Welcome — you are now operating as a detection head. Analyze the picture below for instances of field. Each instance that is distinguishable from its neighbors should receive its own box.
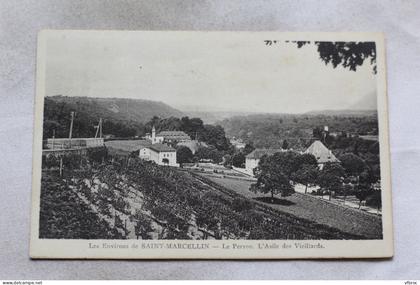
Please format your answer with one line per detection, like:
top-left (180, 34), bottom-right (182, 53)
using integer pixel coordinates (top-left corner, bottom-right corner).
top-left (39, 155), bottom-right (373, 240)
top-left (39, 172), bottom-right (124, 239)
top-left (197, 173), bottom-right (383, 239)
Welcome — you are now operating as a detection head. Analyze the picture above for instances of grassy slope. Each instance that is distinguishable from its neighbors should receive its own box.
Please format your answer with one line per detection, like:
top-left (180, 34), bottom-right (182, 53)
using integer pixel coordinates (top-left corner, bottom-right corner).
top-left (39, 156), bottom-right (376, 240)
top-left (199, 174), bottom-right (383, 239)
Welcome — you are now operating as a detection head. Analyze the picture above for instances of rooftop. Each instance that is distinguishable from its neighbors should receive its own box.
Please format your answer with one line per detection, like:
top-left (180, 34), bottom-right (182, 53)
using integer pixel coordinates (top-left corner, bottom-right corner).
top-left (157, 131), bottom-right (191, 140)
top-left (148, 143), bottom-right (176, 152)
top-left (305, 140), bottom-right (339, 164)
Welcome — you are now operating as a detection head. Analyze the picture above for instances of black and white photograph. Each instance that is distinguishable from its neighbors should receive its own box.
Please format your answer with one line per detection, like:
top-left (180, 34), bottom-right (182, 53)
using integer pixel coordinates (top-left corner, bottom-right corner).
top-left (30, 31), bottom-right (392, 259)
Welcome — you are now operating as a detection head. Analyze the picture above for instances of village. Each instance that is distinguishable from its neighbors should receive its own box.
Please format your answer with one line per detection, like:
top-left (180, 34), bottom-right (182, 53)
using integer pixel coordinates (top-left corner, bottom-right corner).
top-left (42, 110), bottom-right (382, 231)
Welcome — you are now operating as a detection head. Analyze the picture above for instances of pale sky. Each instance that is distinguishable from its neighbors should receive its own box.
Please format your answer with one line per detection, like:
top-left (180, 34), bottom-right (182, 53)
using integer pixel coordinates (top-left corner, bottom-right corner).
top-left (44, 31), bottom-right (377, 113)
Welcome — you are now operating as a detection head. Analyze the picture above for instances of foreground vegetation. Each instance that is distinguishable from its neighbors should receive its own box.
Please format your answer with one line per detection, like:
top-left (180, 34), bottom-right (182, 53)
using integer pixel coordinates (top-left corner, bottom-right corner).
top-left (40, 151), bottom-right (369, 240)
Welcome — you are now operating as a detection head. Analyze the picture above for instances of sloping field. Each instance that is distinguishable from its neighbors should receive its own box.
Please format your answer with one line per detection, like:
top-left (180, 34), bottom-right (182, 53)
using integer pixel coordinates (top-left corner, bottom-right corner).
top-left (197, 174), bottom-right (383, 239)
top-left (40, 156), bottom-right (368, 240)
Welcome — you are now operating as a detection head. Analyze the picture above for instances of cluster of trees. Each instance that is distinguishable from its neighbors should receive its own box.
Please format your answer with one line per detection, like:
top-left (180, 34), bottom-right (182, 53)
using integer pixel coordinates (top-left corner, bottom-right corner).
top-left (219, 113), bottom-right (378, 150)
top-left (145, 116), bottom-right (231, 151)
top-left (251, 151), bottom-right (381, 210)
top-left (43, 97), bottom-right (144, 139)
top-left (223, 143), bottom-right (255, 168)
top-left (312, 129), bottom-right (381, 182)
top-left (293, 41), bottom-right (377, 73)
top-left (251, 152), bottom-right (319, 200)
top-left (176, 142), bottom-right (256, 167)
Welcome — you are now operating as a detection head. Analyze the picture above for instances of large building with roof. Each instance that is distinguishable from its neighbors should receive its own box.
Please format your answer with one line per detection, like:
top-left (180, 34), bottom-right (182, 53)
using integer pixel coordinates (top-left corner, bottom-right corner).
top-left (304, 140), bottom-right (339, 169)
top-left (104, 139), bottom-right (178, 167)
top-left (156, 130), bottom-right (191, 142)
top-left (145, 127), bottom-right (191, 144)
top-left (139, 143), bottom-right (178, 167)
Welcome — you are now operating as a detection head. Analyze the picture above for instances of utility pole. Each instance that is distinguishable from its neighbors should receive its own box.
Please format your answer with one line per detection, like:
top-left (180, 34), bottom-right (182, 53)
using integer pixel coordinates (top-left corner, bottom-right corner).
top-left (59, 157), bottom-right (63, 177)
top-left (69, 111), bottom-right (75, 148)
top-left (52, 129), bottom-right (55, 150)
top-left (94, 118), bottom-right (103, 139)
top-left (99, 118), bottom-right (102, 139)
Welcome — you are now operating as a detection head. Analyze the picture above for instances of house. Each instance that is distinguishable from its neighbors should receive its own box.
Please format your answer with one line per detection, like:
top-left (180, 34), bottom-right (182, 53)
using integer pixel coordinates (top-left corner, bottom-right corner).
top-left (105, 139), bottom-right (179, 167)
top-left (140, 143), bottom-right (178, 167)
top-left (305, 140), bottom-right (339, 169)
top-left (245, 148), bottom-right (284, 176)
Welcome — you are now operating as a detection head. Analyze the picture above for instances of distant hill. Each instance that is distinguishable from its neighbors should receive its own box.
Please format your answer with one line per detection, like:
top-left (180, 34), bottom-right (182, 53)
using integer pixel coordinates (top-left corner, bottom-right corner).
top-left (218, 112), bottom-right (379, 150)
top-left (183, 111), bottom-right (259, 124)
top-left (43, 96), bottom-right (184, 139)
top-left (305, 109), bottom-right (377, 117)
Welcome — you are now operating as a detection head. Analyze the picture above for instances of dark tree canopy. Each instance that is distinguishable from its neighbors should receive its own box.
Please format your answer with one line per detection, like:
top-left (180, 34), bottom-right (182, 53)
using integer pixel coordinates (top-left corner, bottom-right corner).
top-left (293, 41), bottom-right (377, 73)
top-left (231, 152), bottom-right (246, 168)
top-left (317, 162), bottom-right (346, 193)
top-left (291, 164), bottom-right (319, 193)
top-left (338, 153), bottom-right (368, 177)
top-left (282, 139), bottom-right (289, 150)
top-left (251, 151), bottom-right (309, 199)
top-left (243, 143), bottom-right (255, 156)
top-left (176, 146), bottom-right (193, 165)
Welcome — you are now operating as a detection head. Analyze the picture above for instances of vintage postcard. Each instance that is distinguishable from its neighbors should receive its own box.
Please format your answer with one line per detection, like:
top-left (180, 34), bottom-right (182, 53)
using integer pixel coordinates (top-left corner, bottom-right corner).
top-left (30, 30), bottom-right (393, 259)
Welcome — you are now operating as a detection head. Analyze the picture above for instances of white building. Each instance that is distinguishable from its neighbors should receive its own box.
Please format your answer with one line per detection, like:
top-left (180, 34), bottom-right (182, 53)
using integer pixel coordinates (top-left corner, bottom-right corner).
top-left (140, 143), bottom-right (178, 167)
top-left (105, 139), bottom-right (179, 167)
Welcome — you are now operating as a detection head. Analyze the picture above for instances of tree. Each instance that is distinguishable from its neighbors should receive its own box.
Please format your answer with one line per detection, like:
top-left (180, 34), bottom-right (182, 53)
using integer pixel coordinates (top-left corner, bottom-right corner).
top-left (250, 153), bottom-right (296, 201)
top-left (355, 188), bottom-right (374, 209)
top-left (295, 41), bottom-right (377, 73)
top-left (232, 152), bottom-right (246, 168)
top-left (291, 164), bottom-right (319, 194)
top-left (251, 171), bottom-right (293, 202)
top-left (199, 124), bottom-right (231, 151)
top-left (176, 146), bottom-right (193, 166)
top-left (317, 163), bottom-right (345, 200)
top-left (195, 146), bottom-right (223, 163)
top-left (339, 153), bottom-right (368, 178)
top-left (282, 139), bottom-right (289, 150)
top-left (366, 190), bottom-right (382, 213)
